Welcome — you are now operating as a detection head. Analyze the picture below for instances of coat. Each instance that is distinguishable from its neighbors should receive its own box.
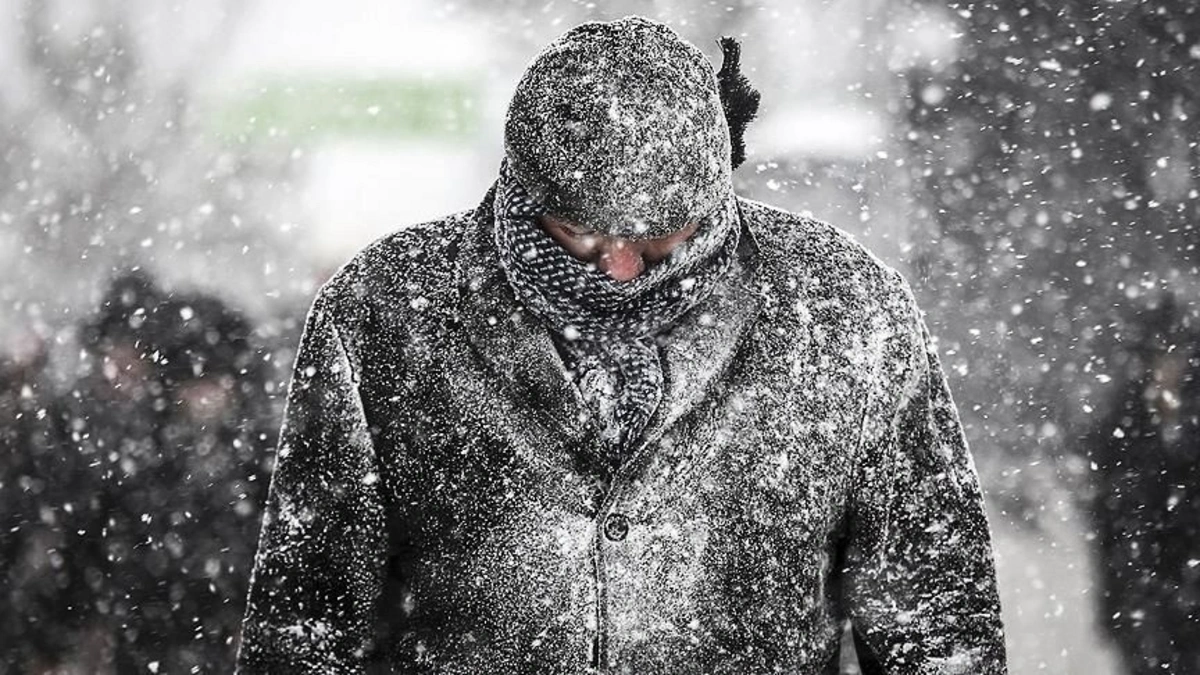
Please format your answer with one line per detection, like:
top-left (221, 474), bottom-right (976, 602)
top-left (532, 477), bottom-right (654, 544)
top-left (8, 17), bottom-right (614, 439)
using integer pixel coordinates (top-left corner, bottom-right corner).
top-left (236, 184), bottom-right (1008, 674)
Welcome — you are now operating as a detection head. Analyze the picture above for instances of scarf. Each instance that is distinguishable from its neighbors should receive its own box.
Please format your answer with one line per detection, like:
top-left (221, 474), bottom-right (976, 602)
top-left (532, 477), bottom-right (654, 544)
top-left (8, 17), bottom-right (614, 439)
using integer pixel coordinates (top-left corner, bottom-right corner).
top-left (493, 160), bottom-right (741, 464)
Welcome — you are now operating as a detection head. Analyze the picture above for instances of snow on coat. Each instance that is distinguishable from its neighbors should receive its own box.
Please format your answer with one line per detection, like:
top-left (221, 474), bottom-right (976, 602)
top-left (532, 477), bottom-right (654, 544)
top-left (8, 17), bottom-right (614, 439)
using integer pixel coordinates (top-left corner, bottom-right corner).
top-left (235, 184), bottom-right (1007, 673)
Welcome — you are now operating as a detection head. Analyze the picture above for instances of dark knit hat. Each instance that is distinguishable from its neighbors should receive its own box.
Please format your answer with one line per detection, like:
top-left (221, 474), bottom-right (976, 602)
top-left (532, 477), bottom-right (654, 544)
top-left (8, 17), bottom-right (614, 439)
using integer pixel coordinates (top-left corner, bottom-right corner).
top-left (503, 16), bottom-right (735, 239)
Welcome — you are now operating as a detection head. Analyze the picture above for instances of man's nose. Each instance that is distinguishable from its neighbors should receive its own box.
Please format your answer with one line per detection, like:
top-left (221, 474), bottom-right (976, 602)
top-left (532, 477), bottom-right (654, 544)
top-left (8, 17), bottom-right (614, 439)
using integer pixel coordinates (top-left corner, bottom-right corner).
top-left (597, 239), bottom-right (645, 282)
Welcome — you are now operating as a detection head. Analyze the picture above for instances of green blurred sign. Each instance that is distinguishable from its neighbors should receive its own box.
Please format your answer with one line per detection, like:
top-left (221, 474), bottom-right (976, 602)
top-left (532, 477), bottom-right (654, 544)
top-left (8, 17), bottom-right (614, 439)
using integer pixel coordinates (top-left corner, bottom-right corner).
top-left (213, 76), bottom-right (481, 141)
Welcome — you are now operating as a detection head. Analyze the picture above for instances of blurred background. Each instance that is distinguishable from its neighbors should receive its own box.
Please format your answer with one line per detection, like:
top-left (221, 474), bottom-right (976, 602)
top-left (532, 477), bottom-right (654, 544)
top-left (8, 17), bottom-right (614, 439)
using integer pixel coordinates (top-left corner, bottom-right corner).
top-left (2, 0), bottom-right (1197, 673)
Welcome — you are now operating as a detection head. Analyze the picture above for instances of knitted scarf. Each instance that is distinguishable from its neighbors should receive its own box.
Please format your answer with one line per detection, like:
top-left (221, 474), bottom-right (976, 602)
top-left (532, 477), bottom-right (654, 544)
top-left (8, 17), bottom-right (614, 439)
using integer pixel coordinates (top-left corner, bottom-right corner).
top-left (493, 160), bottom-right (741, 464)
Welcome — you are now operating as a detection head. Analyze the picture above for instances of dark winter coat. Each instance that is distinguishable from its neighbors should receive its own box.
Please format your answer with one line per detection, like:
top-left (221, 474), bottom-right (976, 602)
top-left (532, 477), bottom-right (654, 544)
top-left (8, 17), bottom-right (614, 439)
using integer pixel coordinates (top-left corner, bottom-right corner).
top-left (236, 184), bottom-right (1008, 673)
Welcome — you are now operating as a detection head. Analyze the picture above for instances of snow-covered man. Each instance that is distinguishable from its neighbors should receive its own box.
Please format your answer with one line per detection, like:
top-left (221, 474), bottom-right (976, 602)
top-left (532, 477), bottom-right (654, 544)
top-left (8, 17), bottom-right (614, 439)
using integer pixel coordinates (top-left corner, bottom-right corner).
top-left (237, 16), bottom-right (1008, 674)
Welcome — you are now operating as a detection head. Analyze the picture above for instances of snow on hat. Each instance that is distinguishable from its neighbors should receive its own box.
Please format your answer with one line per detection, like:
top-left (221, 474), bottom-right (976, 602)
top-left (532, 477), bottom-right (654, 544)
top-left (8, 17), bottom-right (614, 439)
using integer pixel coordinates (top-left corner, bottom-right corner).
top-left (503, 16), bottom-right (734, 239)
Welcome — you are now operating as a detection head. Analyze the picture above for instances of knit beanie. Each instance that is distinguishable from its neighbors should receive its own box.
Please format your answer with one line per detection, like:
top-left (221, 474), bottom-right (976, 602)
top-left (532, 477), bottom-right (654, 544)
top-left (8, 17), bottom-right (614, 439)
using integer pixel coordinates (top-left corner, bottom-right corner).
top-left (503, 16), bottom-right (735, 239)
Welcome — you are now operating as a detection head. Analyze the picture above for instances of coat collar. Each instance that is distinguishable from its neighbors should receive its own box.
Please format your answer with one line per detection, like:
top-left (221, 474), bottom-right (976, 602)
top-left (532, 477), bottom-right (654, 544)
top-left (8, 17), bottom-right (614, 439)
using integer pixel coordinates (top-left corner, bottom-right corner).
top-left (453, 182), bottom-right (765, 458)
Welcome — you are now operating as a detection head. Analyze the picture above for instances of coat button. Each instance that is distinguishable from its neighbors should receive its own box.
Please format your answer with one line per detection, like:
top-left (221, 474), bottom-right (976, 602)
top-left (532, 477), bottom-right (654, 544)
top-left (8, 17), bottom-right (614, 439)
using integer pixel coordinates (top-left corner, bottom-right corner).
top-left (603, 513), bottom-right (629, 542)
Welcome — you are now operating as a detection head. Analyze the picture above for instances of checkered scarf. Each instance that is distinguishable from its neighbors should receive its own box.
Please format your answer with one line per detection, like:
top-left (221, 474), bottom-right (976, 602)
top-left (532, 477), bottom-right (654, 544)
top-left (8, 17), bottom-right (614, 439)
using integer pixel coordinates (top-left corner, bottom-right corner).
top-left (493, 160), bottom-right (741, 463)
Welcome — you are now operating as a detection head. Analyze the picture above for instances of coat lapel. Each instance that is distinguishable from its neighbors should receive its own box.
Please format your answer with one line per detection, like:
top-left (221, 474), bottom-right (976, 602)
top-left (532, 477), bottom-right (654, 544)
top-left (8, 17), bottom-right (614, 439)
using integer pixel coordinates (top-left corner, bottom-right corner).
top-left (454, 183), bottom-right (595, 448)
top-left (454, 185), bottom-right (766, 458)
top-left (636, 212), bottom-right (764, 450)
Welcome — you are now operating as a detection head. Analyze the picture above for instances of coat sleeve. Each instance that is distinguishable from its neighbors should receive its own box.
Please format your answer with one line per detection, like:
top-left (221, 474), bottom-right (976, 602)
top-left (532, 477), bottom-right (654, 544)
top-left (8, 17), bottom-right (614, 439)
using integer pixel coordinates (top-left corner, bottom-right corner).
top-left (841, 281), bottom-right (1008, 674)
top-left (236, 289), bottom-right (386, 673)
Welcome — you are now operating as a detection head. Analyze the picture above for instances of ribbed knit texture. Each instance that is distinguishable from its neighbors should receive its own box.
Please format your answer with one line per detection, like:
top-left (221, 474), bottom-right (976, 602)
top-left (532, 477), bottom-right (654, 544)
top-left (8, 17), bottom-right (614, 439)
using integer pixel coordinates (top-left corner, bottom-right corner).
top-left (493, 160), bottom-right (741, 461)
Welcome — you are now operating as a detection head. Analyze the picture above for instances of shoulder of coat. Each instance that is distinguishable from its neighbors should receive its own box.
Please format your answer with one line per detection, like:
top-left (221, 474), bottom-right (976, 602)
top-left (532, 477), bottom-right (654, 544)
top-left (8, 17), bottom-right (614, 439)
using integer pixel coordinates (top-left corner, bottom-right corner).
top-left (737, 196), bottom-right (914, 316)
top-left (311, 209), bottom-right (474, 327)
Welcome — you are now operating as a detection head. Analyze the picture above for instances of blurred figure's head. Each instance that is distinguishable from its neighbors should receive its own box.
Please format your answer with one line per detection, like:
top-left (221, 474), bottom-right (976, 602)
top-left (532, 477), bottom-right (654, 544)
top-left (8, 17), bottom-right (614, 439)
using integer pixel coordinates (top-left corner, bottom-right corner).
top-left (1117, 290), bottom-right (1198, 425)
top-left (81, 269), bottom-right (166, 400)
top-left (81, 270), bottom-right (261, 416)
top-left (155, 293), bottom-right (258, 424)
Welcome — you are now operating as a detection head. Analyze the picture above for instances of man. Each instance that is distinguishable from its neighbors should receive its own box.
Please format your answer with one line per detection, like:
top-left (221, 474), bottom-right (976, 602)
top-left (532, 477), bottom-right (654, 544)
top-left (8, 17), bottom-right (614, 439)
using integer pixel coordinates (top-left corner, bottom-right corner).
top-left (238, 17), bottom-right (1007, 674)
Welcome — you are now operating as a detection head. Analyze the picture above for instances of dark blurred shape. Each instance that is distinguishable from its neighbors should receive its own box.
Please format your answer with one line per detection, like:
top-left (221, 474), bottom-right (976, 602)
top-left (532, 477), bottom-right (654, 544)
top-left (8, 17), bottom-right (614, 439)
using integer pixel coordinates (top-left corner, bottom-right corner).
top-left (79, 269), bottom-right (165, 356)
top-left (1, 270), bottom-right (277, 673)
top-left (903, 0), bottom-right (1200, 521)
top-left (0, 327), bottom-right (86, 673)
top-left (1085, 292), bottom-right (1200, 674)
top-left (901, 1), bottom-right (1200, 668)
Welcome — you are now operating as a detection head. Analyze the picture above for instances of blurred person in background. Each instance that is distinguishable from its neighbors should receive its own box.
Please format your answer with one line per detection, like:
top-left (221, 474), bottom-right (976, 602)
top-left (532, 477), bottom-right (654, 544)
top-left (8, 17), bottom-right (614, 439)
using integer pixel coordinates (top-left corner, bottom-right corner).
top-left (91, 280), bottom-right (274, 672)
top-left (238, 17), bottom-right (1007, 674)
top-left (1086, 293), bottom-right (1200, 675)
top-left (45, 269), bottom-right (177, 671)
top-left (2, 270), bottom-right (168, 673)
top-left (1, 270), bottom-right (274, 673)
